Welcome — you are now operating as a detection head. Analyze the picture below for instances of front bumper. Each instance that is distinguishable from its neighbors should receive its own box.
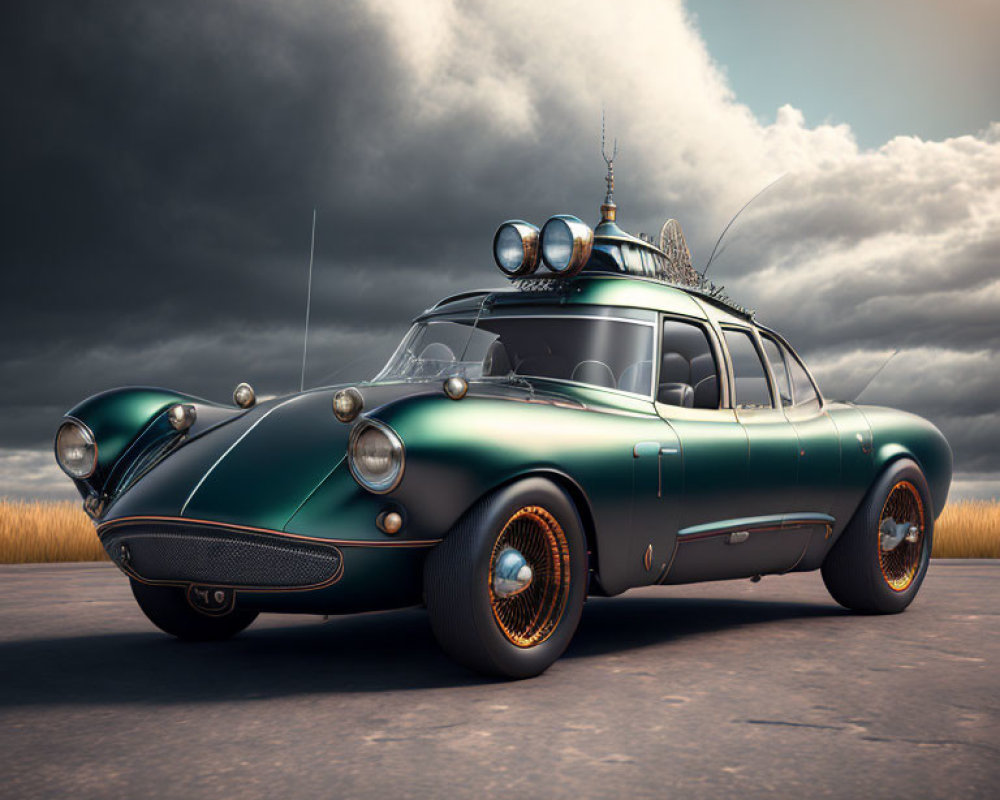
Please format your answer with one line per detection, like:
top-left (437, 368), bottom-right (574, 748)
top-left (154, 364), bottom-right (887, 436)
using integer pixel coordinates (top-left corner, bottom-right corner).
top-left (100, 518), bottom-right (344, 591)
top-left (97, 516), bottom-right (436, 614)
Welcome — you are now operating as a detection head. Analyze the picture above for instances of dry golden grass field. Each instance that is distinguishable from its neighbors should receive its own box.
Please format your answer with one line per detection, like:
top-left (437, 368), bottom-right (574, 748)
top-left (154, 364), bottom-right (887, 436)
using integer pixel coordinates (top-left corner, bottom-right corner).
top-left (0, 498), bottom-right (998, 564)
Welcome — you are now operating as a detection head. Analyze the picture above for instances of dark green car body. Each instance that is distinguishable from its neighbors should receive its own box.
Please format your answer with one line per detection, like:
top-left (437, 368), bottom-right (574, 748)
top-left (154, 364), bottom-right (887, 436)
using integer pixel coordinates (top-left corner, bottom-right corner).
top-left (59, 273), bottom-right (953, 615)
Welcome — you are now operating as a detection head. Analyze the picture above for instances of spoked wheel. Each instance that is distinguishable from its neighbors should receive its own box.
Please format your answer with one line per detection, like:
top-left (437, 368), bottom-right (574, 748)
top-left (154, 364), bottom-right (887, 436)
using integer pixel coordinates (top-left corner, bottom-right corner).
top-left (877, 481), bottom-right (926, 592)
top-left (822, 459), bottom-right (934, 613)
top-left (425, 478), bottom-right (587, 679)
top-left (489, 506), bottom-right (572, 648)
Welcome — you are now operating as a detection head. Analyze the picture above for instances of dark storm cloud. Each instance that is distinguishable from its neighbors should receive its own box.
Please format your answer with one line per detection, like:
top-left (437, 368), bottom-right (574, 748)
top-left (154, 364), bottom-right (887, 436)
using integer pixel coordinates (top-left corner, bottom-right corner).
top-left (1, 0), bottom-right (997, 499)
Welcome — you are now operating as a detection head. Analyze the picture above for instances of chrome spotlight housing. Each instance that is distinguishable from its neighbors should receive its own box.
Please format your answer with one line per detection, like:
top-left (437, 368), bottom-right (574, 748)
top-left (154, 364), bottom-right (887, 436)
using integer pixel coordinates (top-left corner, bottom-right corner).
top-left (233, 382), bottom-right (256, 409)
top-left (166, 403), bottom-right (197, 432)
top-left (493, 220), bottom-right (541, 277)
top-left (54, 419), bottom-right (97, 479)
top-left (348, 420), bottom-right (405, 494)
top-left (333, 387), bottom-right (364, 423)
top-left (443, 375), bottom-right (469, 400)
top-left (540, 214), bottom-right (593, 277)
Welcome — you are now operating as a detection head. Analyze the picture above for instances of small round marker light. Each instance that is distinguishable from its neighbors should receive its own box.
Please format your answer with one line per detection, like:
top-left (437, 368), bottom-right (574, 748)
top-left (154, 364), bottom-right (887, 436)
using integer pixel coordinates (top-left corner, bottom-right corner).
top-left (493, 220), bottom-right (541, 277)
top-left (233, 382), bottom-right (256, 409)
top-left (443, 375), bottom-right (468, 400)
top-left (540, 214), bottom-right (594, 277)
top-left (167, 404), bottom-right (197, 432)
top-left (333, 387), bottom-right (364, 423)
top-left (377, 510), bottom-right (403, 535)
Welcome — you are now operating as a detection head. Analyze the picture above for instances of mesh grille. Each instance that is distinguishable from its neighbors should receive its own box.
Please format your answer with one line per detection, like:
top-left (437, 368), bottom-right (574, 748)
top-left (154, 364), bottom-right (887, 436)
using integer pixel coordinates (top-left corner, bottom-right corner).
top-left (101, 522), bottom-right (342, 589)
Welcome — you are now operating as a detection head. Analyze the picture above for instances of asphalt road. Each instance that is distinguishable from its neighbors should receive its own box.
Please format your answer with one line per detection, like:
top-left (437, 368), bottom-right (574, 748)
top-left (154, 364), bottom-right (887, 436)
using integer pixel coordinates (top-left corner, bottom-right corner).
top-left (0, 561), bottom-right (997, 800)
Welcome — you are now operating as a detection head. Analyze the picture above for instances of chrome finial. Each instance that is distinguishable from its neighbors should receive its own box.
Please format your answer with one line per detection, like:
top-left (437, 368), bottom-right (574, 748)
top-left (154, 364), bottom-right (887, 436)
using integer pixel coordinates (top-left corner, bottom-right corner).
top-left (600, 109), bottom-right (618, 223)
top-left (233, 382), bottom-right (256, 409)
top-left (493, 547), bottom-right (533, 598)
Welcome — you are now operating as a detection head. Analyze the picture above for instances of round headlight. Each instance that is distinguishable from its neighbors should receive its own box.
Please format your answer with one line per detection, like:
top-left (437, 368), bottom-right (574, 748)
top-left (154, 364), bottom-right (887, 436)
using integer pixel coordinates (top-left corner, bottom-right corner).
top-left (54, 419), bottom-right (97, 479)
top-left (493, 220), bottom-right (540, 277)
top-left (348, 421), bottom-right (404, 493)
top-left (540, 215), bottom-right (593, 277)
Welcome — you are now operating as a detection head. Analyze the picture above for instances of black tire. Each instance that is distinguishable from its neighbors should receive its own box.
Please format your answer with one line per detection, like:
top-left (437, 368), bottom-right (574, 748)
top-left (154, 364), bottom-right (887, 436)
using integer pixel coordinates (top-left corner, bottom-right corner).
top-left (424, 477), bottom-right (588, 679)
top-left (821, 459), bottom-right (934, 613)
top-left (130, 579), bottom-right (258, 641)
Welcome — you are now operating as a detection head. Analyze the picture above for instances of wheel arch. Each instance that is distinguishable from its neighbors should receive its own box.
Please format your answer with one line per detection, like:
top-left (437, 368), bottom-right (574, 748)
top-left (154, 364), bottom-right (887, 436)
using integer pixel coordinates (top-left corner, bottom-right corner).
top-left (473, 468), bottom-right (601, 584)
top-left (872, 443), bottom-right (947, 519)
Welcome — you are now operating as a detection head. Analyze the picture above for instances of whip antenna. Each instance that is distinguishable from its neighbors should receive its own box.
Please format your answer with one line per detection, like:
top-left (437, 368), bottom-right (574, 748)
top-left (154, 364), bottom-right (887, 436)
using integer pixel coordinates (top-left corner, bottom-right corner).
top-left (300, 208), bottom-right (317, 392)
top-left (852, 349), bottom-right (899, 402)
top-left (702, 173), bottom-right (786, 279)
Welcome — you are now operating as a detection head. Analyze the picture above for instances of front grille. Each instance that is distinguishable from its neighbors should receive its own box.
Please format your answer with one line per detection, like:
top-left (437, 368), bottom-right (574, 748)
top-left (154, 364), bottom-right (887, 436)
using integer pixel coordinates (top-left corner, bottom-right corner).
top-left (100, 521), bottom-right (342, 590)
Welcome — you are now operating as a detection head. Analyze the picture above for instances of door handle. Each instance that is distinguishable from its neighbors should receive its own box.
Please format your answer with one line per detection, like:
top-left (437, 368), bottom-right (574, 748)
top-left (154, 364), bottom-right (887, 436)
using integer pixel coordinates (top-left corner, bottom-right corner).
top-left (633, 442), bottom-right (679, 498)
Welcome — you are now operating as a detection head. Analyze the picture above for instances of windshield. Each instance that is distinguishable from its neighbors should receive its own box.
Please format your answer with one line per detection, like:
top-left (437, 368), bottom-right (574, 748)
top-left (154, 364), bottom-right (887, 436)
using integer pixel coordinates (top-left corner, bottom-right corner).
top-left (375, 312), bottom-right (656, 397)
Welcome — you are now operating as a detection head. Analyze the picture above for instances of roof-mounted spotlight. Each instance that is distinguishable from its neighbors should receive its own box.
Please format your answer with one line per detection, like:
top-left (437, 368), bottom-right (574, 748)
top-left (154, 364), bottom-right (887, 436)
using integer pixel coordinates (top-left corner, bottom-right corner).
top-left (540, 215), bottom-right (593, 278)
top-left (493, 220), bottom-right (540, 277)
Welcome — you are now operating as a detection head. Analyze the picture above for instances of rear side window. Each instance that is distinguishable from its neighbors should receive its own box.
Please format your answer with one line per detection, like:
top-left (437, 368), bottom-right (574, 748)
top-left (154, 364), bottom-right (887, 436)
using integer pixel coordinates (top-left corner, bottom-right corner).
top-left (722, 329), bottom-right (773, 409)
top-left (658, 319), bottom-right (721, 409)
top-left (760, 335), bottom-right (792, 406)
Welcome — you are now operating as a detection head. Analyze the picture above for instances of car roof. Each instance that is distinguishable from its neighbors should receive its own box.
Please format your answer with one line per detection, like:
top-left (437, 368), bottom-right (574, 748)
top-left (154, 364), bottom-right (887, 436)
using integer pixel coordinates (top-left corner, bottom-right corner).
top-left (427, 273), bottom-right (753, 325)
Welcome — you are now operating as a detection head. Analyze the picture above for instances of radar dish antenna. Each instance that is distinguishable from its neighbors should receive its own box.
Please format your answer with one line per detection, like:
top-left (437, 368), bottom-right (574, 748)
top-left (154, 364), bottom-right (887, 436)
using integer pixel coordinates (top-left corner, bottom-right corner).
top-left (658, 218), bottom-right (699, 286)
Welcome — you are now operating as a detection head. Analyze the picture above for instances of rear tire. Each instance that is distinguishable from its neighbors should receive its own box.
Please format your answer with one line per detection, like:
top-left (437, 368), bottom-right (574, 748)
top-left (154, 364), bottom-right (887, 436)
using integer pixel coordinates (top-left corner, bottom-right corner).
top-left (130, 579), bottom-right (258, 641)
top-left (424, 478), bottom-right (588, 679)
top-left (821, 459), bottom-right (934, 613)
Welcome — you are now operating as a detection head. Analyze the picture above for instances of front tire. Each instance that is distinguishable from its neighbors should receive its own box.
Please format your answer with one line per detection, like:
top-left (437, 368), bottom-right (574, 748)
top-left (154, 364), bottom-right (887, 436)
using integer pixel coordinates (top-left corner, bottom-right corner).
top-left (130, 579), bottom-right (258, 641)
top-left (424, 478), bottom-right (588, 679)
top-left (821, 459), bottom-right (934, 613)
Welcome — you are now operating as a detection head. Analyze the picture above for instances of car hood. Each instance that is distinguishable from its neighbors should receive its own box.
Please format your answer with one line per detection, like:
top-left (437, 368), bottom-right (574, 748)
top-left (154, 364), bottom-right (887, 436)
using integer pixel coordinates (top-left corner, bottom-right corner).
top-left (102, 377), bottom-right (627, 530)
top-left (101, 381), bottom-right (453, 530)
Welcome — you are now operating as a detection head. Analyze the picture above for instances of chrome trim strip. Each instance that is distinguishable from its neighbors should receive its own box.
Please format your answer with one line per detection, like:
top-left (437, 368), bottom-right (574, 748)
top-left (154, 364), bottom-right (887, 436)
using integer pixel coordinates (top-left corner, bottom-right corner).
top-left (179, 397), bottom-right (299, 516)
top-left (677, 512), bottom-right (835, 540)
top-left (99, 515), bottom-right (440, 548)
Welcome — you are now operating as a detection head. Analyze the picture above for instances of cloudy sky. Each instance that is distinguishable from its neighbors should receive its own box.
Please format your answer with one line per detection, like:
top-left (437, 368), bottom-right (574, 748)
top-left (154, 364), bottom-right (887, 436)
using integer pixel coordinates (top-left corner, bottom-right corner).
top-left (2, 0), bottom-right (998, 502)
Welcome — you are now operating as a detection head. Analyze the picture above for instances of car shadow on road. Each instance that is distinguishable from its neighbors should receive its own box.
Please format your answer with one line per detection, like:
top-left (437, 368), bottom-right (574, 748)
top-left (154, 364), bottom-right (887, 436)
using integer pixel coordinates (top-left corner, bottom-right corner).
top-left (0, 595), bottom-right (845, 706)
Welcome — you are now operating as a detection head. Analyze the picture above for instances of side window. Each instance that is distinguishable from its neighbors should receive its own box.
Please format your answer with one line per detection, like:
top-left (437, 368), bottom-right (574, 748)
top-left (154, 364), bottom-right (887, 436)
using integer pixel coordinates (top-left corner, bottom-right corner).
top-left (658, 319), bottom-right (721, 409)
top-left (722, 329), bottom-right (773, 409)
top-left (760, 335), bottom-right (792, 406)
top-left (784, 347), bottom-right (821, 411)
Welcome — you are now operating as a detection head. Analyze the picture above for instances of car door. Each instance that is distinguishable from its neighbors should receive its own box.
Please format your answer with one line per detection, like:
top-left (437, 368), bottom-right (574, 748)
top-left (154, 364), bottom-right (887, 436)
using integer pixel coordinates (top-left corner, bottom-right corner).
top-left (629, 315), bottom-right (744, 584)
top-left (662, 323), bottom-right (812, 583)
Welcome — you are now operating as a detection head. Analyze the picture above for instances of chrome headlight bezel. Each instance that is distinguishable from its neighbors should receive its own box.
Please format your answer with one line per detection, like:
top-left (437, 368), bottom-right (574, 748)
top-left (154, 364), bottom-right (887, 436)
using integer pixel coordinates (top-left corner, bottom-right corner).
top-left (347, 419), bottom-right (405, 494)
top-left (540, 214), bottom-right (594, 277)
top-left (493, 220), bottom-right (541, 277)
top-left (54, 418), bottom-right (98, 480)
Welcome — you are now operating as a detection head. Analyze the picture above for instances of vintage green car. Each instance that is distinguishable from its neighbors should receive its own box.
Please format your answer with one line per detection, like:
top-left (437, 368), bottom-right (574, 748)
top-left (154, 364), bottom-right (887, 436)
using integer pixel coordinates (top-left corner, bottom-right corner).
top-left (55, 202), bottom-right (952, 679)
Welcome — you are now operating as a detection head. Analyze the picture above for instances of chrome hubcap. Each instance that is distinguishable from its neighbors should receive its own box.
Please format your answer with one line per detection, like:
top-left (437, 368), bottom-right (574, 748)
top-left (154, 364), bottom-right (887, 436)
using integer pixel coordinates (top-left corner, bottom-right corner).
top-left (879, 517), bottom-right (919, 552)
top-left (492, 547), bottom-right (534, 598)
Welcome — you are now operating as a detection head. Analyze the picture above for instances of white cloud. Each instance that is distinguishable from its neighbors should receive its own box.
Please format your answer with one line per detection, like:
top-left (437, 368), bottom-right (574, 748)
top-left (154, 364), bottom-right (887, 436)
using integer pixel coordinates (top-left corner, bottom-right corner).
top-left (4, 0), bottom-right (998, 499)
top-left (0, 449), bottom-right (77, 502)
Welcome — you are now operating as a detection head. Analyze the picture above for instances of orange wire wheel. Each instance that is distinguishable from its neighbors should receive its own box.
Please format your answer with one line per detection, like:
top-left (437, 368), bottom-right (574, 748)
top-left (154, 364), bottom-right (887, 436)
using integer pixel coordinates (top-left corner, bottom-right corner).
top-left (877, 481), bottom-right (926, 592)
top-left (488, 506), bottom-right (572, 648)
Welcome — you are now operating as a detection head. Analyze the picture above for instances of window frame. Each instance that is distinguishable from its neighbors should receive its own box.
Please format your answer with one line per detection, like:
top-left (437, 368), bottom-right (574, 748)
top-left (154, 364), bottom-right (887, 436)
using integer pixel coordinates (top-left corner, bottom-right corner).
top-left (653, 312), bottom-right (730, 413)
top-left (756, 328), bottom-right (825, 412)
top-left (719, 324), bottom-right (778, 412)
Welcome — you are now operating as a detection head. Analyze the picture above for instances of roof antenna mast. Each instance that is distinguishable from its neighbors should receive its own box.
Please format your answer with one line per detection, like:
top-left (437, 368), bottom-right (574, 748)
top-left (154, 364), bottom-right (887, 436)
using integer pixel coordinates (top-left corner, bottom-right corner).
top-left (852, 349), bottom-right (900, 403)
top-left (300, 208), bottom-right (317, 393)
top-left (701, 173), bottom-right (786, 280)
top-left (601, 109), bottom-right (618, 223)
